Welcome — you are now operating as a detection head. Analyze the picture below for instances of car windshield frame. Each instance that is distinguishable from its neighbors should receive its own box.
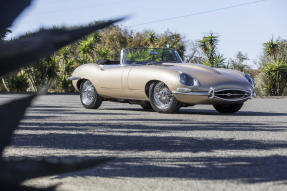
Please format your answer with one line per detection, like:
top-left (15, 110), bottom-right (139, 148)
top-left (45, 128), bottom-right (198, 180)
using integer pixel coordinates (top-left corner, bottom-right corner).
top-left (121, 48), bottom-right (183, 66)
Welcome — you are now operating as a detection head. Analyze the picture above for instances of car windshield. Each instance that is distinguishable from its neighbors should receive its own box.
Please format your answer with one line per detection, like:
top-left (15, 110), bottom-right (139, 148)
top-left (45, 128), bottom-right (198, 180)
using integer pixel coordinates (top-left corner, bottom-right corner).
top-left (123, 48), bottom-right (183, 65)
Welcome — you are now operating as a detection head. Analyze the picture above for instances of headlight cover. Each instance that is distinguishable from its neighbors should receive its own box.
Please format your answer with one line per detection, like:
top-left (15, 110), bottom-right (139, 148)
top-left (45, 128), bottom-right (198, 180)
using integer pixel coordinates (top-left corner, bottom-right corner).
top-left (244, 73), bottom-right (255, 87)
top-left (179, 73), bottom-right (195, 86)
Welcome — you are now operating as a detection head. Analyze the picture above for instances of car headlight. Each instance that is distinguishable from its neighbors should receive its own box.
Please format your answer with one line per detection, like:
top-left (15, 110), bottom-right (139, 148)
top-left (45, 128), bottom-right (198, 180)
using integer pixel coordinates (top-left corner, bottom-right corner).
top-left (179, 73), bottom-right (195, 86)
top-left (244, 73), bottom-right (255, 87)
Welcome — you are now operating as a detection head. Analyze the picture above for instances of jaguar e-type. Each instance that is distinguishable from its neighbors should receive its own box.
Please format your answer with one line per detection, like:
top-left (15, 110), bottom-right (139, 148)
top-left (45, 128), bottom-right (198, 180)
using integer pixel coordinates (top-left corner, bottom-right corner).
top-left (69, 48), bottom-right (255, 113)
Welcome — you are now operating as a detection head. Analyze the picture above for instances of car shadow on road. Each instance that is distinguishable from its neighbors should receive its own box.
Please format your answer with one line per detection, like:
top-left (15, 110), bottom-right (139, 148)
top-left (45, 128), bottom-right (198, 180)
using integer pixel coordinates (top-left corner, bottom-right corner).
top-left (180, 108), bottom-right (287, 116)
top-left (25, 102), bottom-right (287, 117)
top-left (103, 107), bottom-right (287, 116)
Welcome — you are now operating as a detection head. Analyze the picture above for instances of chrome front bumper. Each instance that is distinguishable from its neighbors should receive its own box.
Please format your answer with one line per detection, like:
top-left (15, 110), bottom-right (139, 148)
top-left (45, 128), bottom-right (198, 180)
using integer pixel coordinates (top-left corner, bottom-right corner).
top-left (172, 87), bottom-right (256, 103)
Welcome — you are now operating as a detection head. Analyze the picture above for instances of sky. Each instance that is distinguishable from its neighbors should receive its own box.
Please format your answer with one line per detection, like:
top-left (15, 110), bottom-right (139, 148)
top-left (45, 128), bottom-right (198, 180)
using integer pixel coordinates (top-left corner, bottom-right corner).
top-left (8, 0), bottom-right (287, 68)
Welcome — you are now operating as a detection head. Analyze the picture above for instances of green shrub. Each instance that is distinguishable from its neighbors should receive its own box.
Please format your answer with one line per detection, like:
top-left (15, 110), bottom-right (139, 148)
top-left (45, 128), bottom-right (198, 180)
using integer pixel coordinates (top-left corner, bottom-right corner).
top-left (1, 70), bottom-right (29, 92)
top-left (262, 60), bottom-right (287, 96)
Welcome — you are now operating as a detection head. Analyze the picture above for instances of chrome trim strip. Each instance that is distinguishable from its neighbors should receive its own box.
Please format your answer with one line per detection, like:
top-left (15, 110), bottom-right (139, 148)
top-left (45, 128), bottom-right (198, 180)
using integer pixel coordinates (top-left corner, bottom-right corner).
top-left (172, 91), bottom-right (209, 96)
top-left (215, 94), bottom-right (247, 96)
top-left (68, 76), bottom-right (81, 81)
top-left (250, 88), bottom-right (256, 98)
top-left (211, 96), bottom-right (250, 102)
top-left (209, 87), bottom-right (215, 98)
top-left (213, 88), bottom-right (250, 94)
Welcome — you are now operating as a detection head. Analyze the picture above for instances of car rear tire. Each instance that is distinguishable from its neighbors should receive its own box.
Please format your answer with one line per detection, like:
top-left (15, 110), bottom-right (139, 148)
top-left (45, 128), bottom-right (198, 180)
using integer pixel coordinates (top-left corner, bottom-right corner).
top-left (213, 103), bottom-right (243, 114)
top-left (80, 80), bottom-right (102, 109)
top-left (149, 82), bottom-right (181, 113)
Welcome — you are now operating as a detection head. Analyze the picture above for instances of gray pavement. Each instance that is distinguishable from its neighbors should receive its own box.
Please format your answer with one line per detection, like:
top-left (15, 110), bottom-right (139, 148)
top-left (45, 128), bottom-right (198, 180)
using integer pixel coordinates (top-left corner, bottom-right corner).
top-left (1, 94), bottom-right (287, 191)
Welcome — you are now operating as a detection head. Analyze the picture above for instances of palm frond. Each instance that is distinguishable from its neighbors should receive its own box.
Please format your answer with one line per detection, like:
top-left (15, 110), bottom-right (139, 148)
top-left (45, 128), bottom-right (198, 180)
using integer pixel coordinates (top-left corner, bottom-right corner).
top-left (0, 0), bottom-right (32, 34)
top-left (0, 17), bottom-right (125, 76)
top-left (0, 95), bottom-right (35, 155)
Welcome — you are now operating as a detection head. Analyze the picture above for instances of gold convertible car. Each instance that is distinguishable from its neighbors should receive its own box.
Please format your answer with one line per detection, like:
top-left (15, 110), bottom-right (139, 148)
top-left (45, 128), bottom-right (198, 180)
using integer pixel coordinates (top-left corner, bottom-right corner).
top-left (69, 48), bottom-right (255, 113)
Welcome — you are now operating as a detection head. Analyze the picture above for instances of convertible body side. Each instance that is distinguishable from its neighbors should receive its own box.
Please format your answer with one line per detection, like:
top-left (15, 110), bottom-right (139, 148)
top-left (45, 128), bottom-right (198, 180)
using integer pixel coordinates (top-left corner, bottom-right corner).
top-left (72, 63), bottom-right (179, 100)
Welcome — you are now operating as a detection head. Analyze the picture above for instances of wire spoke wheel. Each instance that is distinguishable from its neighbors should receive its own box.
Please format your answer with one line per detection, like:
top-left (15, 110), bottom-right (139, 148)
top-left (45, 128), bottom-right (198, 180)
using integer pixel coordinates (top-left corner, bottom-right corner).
top-left (80, 80), bottom-right (102, 109)
top-left (153, 83), bottom-right (173, 110)
top-left (149, 82), bottom-right (180, 113)
top-left (81, 81), bottom-right (95, 105)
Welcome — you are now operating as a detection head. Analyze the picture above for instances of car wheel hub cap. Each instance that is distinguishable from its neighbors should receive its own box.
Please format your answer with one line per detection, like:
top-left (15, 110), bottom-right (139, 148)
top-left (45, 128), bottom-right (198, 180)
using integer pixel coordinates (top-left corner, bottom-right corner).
top-left (154, 83), bottom-right (173, 109)
top-left (81, 81), bottom-right (95, 105)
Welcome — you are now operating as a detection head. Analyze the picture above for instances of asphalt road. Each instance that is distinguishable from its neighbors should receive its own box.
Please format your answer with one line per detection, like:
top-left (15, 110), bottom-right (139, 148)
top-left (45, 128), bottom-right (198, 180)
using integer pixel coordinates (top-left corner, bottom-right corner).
top-left (2, 94), bottom-right (287, 191)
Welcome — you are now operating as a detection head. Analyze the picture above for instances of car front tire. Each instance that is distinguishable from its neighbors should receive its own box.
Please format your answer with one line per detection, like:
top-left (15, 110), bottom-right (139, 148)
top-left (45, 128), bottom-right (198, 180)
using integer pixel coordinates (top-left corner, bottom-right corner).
top-left (213, 103), bottom-right (243, 114)
top-left (80, 80), bottom-right (102, 109)
top-left (149, 82), bottom-right (181, 113)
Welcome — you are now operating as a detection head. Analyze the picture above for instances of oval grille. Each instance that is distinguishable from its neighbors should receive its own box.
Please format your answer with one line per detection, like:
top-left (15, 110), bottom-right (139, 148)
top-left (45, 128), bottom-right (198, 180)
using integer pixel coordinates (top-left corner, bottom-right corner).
top-left (215, 90), bottom-right (250, 100)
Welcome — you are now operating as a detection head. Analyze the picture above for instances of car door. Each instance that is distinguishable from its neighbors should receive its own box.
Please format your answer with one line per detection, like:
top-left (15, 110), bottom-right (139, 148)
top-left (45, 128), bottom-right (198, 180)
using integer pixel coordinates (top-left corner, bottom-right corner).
top-left (97, 64), bottom-right (127, 98)
top-left (122, 65), bottom-right (149, 100)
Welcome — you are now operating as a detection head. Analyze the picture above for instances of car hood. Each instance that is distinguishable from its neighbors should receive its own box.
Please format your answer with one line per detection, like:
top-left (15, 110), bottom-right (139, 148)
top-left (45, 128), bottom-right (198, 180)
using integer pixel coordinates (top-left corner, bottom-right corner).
top-left (150, 63), bottom-right (251, 89)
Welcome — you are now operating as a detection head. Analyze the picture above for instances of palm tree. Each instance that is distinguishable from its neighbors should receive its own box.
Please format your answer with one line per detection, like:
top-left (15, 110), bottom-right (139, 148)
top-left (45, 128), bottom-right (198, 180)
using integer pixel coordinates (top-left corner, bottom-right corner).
top-left (262, 38), bottom-right (287, 95)
top-left (264, 37), bottom-right (280, 61)
top-left (198, 33), bottom-right (219, 67)
top-left (214, 54), bottom-right (226, 68)
top-left (228, 51), bottom-right (250, 72)
top-left (144, 31), bottom-right (157, 47)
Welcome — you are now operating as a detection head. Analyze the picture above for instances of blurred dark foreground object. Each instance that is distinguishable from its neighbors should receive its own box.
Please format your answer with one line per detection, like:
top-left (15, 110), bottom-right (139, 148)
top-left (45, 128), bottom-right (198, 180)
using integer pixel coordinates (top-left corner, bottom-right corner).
top-left (0, 0), bottom-right (124, 190)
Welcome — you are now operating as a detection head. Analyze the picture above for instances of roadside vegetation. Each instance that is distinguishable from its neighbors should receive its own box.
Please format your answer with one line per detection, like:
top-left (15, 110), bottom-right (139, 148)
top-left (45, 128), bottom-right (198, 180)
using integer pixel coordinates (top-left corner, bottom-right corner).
top-left (1, 26), bottom-right (287, 95)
